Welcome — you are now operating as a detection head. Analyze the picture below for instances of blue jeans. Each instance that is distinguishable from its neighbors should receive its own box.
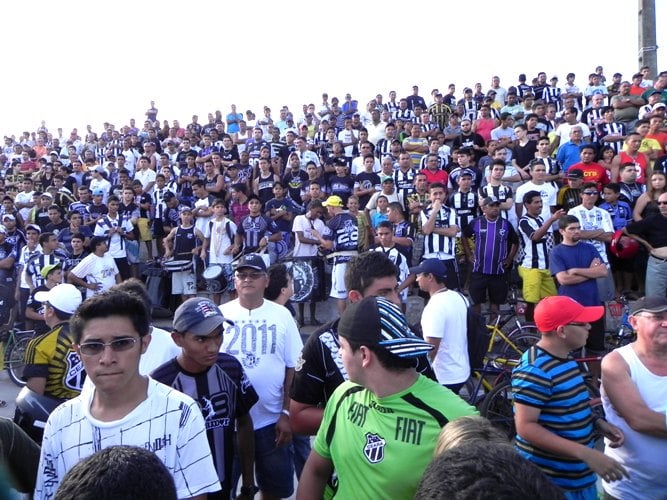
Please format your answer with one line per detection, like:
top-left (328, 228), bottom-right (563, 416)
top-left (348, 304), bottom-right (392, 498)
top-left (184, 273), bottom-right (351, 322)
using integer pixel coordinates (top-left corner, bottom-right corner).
top-left (254, 423), bottom-right (295, 498)
top-left (645, 256), bottom-right (667, 298)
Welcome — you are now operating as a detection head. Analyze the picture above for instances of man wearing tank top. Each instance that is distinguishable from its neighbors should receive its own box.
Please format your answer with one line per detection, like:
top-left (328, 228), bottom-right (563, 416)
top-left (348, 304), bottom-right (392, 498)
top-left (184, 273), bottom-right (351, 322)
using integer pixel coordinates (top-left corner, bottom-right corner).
top-left (601, 296), bottom-right (667, 499)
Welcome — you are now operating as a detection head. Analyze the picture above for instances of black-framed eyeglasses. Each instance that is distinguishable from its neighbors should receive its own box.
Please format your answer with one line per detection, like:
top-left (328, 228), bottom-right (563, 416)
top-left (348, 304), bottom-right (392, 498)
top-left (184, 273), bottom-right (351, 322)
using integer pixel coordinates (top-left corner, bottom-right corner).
top-left (77, 337), bottom-right (140, 356)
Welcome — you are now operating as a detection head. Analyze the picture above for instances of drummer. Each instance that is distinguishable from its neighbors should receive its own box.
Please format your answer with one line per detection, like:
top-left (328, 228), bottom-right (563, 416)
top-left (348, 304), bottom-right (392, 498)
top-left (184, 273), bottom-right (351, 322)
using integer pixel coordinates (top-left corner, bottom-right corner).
top-left (163, 206), bottom-right (206, 303)
top-left (201, 198), bottom-right (239, 305)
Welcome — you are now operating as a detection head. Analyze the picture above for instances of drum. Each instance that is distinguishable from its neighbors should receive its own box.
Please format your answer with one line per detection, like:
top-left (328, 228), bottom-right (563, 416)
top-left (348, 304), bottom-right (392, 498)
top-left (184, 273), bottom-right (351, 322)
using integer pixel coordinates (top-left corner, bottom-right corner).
top-left (163, 259), bottom-right (193, 273)
top-left (286, 257), bottom-right (326, 303)
top-left (203, 264), bottom-right (227, 293)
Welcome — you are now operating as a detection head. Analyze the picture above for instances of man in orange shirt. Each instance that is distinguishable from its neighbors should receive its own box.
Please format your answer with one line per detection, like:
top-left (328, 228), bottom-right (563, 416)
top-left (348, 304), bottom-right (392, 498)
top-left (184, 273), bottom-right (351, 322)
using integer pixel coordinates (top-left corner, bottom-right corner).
top-left (568, 145), bottom-right (610, 191)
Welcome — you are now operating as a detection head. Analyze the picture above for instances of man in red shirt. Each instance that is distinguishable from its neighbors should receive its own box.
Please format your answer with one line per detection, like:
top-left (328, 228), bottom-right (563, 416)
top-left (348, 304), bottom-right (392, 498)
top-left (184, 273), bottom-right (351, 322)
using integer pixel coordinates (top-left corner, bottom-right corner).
top-left (569, 144), bottom-right (610, 191)
top-left (612, 133), bottom-right (650, 184)
top-left (420, 153), bottom-right (448, 186)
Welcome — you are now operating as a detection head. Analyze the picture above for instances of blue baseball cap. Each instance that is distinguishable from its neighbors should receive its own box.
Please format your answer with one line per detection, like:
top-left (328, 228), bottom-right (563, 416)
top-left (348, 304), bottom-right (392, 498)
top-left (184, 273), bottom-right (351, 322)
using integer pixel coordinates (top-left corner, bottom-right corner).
top-left (409, 259), bottom-right (447, 280)
top-left (173, 297), bottom-right (233, 335)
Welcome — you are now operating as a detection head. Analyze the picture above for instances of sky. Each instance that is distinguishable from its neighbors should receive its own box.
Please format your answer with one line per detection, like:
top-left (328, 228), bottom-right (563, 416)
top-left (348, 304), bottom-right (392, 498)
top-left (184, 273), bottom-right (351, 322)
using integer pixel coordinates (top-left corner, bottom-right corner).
top-left (2, 0), bottom-right (665, 137)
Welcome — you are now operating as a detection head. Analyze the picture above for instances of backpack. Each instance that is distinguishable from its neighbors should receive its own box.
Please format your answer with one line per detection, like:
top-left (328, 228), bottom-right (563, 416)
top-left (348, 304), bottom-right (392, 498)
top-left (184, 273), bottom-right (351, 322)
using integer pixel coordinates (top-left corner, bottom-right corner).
top-left (457, 292), bottom-right (490, 369)
top-left (208, 219), bottom-right (234, 243)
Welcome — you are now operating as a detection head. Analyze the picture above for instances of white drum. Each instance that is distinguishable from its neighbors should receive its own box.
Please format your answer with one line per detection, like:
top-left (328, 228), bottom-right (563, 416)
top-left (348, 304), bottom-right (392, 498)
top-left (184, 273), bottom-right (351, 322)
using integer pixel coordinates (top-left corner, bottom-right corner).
top-left (163, 259), bottom-right (192, 273)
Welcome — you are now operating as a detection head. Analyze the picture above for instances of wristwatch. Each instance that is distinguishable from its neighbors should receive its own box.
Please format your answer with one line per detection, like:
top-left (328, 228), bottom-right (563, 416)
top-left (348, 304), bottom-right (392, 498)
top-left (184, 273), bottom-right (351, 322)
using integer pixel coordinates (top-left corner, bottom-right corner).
top-left (240, 485), bottom-right (259, 496)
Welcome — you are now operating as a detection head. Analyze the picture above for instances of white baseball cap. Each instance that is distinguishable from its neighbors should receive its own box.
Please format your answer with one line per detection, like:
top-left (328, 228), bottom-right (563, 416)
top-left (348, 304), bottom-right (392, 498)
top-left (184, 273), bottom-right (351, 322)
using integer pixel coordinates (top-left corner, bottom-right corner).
top-left (34, 283), bottom-right (83, 315)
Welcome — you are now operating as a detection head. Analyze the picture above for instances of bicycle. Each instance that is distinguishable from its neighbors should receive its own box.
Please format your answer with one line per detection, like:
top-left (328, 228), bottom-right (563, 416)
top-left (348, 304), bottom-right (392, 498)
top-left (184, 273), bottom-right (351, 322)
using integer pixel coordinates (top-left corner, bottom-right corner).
top-left (459, 290), bottom-right (541, 406)
top-left (478, 348), bottom-right (606, 440)
top-left (605, 294), bottom-right (635, 350)
top-left (1, 326), bottom-right (37, 387)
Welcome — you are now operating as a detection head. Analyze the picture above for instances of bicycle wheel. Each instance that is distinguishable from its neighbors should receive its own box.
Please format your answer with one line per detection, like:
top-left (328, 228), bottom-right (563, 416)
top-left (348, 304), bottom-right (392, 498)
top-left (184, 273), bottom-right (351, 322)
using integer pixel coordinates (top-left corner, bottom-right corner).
top-left (6, 334), bottom-right (33, 387)
top-left (459, 376), bottom-right (487, 406)
top-left (478, 379), bottom-right (515, 439)
top-left (499, 328), bottom-right (541, 361)
top-left (604, 326), bottom-right (636, 351)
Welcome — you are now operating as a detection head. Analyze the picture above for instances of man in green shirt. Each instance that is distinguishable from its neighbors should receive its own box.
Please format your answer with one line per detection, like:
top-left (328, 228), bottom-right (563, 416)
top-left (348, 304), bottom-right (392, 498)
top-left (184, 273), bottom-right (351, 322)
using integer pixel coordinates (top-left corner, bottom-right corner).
top-left (296, 296), bottom-right (477, 500)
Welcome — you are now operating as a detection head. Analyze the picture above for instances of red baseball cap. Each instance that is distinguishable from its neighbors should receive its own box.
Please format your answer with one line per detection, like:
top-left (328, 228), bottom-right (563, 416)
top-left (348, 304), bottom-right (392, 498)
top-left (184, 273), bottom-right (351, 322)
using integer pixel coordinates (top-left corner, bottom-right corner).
top-left (534, 296), bottom-right (604, 332)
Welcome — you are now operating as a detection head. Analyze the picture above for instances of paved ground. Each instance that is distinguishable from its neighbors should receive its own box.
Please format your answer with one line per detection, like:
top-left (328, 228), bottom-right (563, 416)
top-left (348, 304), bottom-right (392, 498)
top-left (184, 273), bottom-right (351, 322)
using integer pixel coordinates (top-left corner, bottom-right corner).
top-left (0, 293), bottom-right (427, 424)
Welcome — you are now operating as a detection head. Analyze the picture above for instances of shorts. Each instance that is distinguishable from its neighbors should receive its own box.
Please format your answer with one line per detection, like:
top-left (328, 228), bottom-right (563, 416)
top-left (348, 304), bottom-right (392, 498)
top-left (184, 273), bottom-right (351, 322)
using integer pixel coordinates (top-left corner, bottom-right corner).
top-left (518, 266), bottom-right (557, 304)
top-left (171, 270), bottom-right (196, 295)
top-left (255, 422), bottom-right (295, 498)
top-left (330, 261), bottom-right (348, 299)
top-left (469, 272), bottom-right (508, 306)
top-left (136, 218), bottom-right (153, 242)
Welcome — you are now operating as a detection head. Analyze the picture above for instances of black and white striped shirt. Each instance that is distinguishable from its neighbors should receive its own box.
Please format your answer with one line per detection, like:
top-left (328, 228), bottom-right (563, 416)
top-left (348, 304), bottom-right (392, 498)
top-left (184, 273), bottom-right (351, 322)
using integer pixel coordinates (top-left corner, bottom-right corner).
top-left (460, 100), bottom-right (478, 121)
top-left (596, 122), bottom-right (626, 154)
top-left (394, 168), bottom-right (417, 207)
top-left (420, 206), bottom-right (457, 259)
top-left (518, 214), bottom-right (552, 269)
top-left (479, 184), bottom-right (514, 220)
top-left (394, 108), bottom-right (415, 122)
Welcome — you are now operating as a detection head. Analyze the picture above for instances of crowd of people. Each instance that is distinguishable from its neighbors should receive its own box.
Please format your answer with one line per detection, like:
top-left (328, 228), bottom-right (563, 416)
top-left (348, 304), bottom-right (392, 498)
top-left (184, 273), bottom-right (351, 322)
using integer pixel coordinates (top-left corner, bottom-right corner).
top-left (0, 67), bottom-right (666, 499)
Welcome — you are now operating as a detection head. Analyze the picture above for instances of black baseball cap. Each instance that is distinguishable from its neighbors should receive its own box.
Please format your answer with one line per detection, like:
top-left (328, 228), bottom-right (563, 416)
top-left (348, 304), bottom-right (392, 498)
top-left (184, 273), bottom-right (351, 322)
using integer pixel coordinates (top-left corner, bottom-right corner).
top-left (567, 169), bottom-right (584, 180)
top-left (631, 296), bottom-right (667, 316)
top-left (338, 296), bottom-right (433, 358)
top-left (236, 253), bottom-right (267, 272)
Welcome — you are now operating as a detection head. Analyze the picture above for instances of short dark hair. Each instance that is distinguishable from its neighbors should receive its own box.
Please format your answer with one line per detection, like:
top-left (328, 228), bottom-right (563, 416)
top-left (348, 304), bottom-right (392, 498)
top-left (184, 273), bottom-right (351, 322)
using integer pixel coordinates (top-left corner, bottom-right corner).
top-left (522, 190), bottom-right (542, 206)
top-left (54, 445), bottom-right (177, 500)
top-left (558, 214), bottom-right (580, 230)
top-left (39, 232), bottom-right (56, 246)
top-left (377, 220), bottom-right (393, 231)
top-left (344, 251), bottom-right (398, 295)
top-left (264, 263), bottom-right (290, 302)
top-left (231, 183), bottom-right (247, 195)
top-left (604, 182), bottom-right (620, 194)
top-left (415, 442), bottom-right (564, 500)
top-left (70, 289), bottom-right (151, 343)
top-left (110, 278), bottom-right (152, 316)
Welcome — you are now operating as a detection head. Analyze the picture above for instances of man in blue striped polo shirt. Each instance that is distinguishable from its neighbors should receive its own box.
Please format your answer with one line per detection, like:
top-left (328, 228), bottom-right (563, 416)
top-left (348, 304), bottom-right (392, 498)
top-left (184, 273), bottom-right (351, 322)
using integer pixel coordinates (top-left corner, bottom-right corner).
top-left (512, 295), bottom-right (628, 499)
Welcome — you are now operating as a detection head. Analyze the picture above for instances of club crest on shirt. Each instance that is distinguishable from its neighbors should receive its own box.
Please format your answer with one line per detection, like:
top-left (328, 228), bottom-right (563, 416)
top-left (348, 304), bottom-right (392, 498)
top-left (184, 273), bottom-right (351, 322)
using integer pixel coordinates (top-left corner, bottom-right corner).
top-left (242, 352), bottom-right (259, 369)
top-left (65, 351), bottom-right (85, 390)
top-left (363, 433), bottom-right (385, 464)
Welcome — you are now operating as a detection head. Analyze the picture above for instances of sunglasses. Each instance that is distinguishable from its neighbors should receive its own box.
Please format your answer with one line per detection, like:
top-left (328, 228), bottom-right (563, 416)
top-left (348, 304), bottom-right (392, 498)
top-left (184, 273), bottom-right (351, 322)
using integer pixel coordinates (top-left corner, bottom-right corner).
top-left (77, 337), bottom-right (139, 356)
top-left (582, 191), bottom-right (599, 196)
top-left (235, 271), bottom-right (266, 281)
